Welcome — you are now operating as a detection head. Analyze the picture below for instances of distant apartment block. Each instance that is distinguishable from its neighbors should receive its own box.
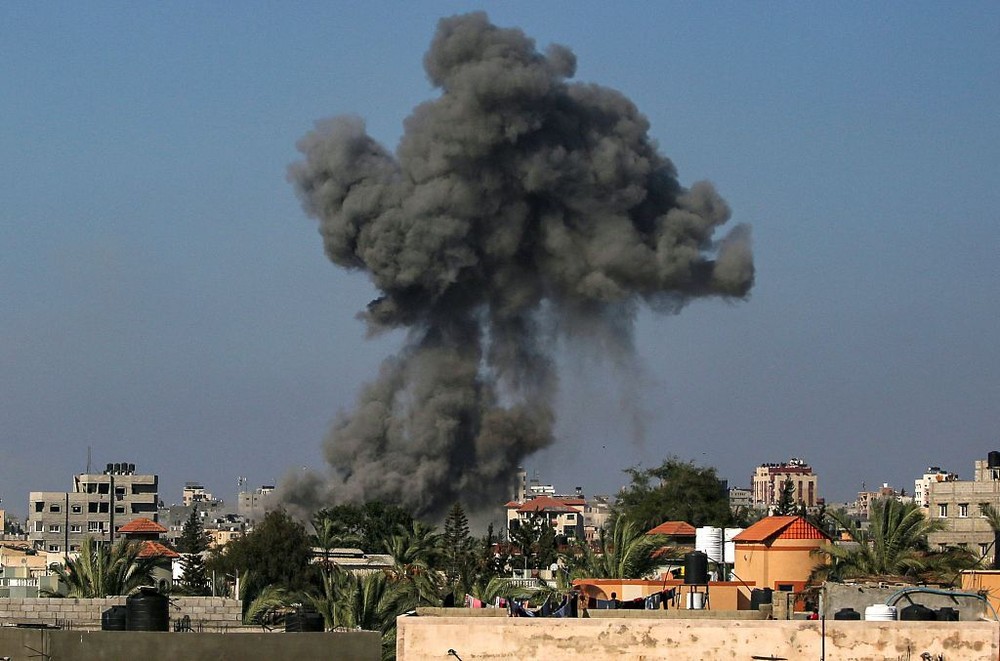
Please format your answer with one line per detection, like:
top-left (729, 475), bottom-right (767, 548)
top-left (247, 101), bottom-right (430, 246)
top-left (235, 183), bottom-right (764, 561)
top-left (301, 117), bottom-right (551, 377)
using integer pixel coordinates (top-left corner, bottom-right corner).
top-left (27, 462), bottom-right (158, 554)
top-left (854, 483), bottom-right (912, 519)
top-left (752, 458), bottom-right (818, 510)
top-left (182, 482), bottom-right (218, 507)
top-left (728, 486), bottom-right (752, 511)
top-left (914, 467), bottom-right (958, 509)
top-left (237, 484), bottom-right (276, 523)
top-left (505, 495), bottom-right (586, 542)
top-left (928, 452), bottom-right (1000, 562)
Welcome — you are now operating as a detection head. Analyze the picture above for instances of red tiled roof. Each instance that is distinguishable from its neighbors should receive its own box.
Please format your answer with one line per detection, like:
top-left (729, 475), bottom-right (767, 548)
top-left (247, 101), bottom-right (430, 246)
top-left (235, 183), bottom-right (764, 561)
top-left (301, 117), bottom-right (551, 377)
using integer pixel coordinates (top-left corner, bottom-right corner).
top-left (137, 541), bottom-right (179, 559)
top-left (516, 496), bottom-right (578, 514)
top-left (732, 516), bottom-right (830, 543)
top-left (647, 521), bottom-right (696, 537)
top-left (504, 501), bottom-right (522, 508)
top-left (117, 517), bottom-right (167, 534)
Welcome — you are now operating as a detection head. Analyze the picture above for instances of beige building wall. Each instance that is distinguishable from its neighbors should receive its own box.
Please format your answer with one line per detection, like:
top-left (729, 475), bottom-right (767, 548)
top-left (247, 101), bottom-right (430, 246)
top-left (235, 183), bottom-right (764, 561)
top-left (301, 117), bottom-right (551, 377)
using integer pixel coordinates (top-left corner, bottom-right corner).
top-left (397, 617), bottom-right (998, 661)
top-left (928, 459), bottom-right (1000, 561)
top-left (733, 537), bottom-right (825, 593)
top-left (751, 461), bottom-right (818, 509)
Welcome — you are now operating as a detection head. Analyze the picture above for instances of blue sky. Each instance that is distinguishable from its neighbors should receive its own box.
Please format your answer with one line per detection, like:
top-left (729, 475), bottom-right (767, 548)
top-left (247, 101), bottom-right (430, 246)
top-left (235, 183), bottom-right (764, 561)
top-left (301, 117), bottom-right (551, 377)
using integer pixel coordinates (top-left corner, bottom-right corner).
top-left (3, 3), bottom-right (998, 518)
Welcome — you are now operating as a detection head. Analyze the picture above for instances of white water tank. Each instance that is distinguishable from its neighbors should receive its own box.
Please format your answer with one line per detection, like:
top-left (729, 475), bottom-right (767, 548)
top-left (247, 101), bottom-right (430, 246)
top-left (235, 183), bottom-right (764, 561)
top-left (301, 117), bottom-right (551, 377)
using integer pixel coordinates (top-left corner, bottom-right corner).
top-left (723, 528), bottom-right (743, 564)
top-left (695, 527), bottom-right (724, 563)
top-left (686, 592), bottom-right (706, 610)
top-left (864, 604), bottom-right (897, 621)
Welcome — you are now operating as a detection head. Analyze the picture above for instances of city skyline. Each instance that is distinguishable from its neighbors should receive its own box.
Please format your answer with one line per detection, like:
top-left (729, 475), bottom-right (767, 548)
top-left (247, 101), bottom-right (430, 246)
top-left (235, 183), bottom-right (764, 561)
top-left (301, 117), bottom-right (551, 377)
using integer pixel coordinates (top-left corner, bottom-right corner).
top-left (4, 4), bottom-right (999, 518)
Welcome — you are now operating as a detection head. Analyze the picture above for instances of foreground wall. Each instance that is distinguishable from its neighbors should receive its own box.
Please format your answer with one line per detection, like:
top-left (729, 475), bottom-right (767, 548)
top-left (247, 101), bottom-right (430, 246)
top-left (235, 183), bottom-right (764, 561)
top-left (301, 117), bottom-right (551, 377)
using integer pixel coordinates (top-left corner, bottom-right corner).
top-left (0, 596), bottom-right (242, 629)
top-left (397, 616), bottom-right (999, 660)
top-left (0, 629), bottom-right (379, 661)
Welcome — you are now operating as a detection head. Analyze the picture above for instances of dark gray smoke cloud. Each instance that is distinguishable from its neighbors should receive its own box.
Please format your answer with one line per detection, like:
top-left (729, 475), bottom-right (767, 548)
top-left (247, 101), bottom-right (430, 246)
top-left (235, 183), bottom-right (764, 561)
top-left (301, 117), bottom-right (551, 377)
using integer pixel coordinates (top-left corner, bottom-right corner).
top-left (284, 12), bottom-right (753, 518)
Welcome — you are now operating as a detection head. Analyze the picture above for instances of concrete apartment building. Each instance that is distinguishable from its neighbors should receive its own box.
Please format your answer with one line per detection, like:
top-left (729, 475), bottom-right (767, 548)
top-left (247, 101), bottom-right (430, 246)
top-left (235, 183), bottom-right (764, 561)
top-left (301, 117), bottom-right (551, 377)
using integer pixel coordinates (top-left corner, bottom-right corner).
top-left (751, 458), bottom-right (818, 511)
top-left (914, 466), bottom-right (958, 509)
top-left (927, 452), bottom-right (1000, 561)
top-left (27, 462), bottom-right (158, 554)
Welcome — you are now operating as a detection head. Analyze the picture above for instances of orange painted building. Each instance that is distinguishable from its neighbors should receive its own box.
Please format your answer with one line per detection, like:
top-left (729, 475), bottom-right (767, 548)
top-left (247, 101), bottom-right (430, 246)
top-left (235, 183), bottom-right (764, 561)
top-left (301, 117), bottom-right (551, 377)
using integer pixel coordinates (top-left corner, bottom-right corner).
top-left (731, 515), bottom-right (830, 595)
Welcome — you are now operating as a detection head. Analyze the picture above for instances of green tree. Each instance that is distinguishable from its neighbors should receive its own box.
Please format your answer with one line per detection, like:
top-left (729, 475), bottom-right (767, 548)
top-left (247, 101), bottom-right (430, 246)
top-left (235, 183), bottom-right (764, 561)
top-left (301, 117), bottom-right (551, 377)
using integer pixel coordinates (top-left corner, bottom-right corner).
top-left (812, 498), bottom-right (975, 583)
top-left (571, 516), bottom-right (669, 579)
top-left (615, 457), bottom-right (733, 530)
top-left (978, 503), bottom-right (1000, 569)
top-left (440, 503), bottom-right (476, 592)
top-left (49, 536), bottom-right (157, 597)
top-left (384, 521), bottom-right (442, 606)
top-left (207, 509), bottom-right (317, 609)
top-left (774, 479), bottom-right (796, 515)
top-left (315, 502), bottom-right (413, 553)
top-left (176, 507), bottom-right (211, 595)
top-left (509, 517), bottom-right (557, 571)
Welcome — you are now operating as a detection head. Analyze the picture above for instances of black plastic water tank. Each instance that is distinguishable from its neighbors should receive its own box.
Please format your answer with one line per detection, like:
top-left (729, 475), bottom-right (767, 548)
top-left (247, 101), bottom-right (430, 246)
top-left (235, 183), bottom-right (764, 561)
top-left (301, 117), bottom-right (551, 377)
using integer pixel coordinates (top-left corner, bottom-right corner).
top-left (101, 605), bottom-right (127, 631)
top-left (126, 588), bottom-right (169, 631)
top-left (285, 607), bottom-right (324, 632)
top-left (937, 607), bottom-right (960, 621)
top-left (899, 603), bottom-right (936, 621)
top-left (684, 551), bottom-right (709, 585)
top-left (989, 451), bottom-right (1000, 469)
top-left (833, 607), bottom-right (861, 620)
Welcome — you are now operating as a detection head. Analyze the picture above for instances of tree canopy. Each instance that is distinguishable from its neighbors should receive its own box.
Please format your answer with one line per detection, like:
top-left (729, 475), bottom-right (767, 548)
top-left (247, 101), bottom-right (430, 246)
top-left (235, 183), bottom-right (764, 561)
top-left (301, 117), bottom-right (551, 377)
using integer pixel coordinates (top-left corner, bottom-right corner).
top-left (207, 509), bottom-right (317, 596)
top-left (813, 498), bottom-right (976, 583)
top-left (50, 537), bottom-right (156, 597)
top-left (312, 502), bottom-right (413, 553)
top-left (177, 507), bottom-right (211, 595)
top-left (615, 457), bottom-right (733, 530)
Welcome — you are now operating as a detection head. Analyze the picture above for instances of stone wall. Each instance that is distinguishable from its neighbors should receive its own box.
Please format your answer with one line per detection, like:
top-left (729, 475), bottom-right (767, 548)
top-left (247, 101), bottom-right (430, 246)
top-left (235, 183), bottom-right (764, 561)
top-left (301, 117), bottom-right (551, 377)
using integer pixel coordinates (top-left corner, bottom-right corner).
top-left (397, 616), bottom-right (999, 660)
top-left (0, 596), bottom-right (242, 630)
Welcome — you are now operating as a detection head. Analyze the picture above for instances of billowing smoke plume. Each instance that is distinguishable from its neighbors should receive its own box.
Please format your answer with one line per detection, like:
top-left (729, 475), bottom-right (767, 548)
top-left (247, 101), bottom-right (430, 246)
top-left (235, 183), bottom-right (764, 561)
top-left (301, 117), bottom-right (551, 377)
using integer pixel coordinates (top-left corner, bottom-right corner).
top-left (284, 12), bottom-right (753, 518)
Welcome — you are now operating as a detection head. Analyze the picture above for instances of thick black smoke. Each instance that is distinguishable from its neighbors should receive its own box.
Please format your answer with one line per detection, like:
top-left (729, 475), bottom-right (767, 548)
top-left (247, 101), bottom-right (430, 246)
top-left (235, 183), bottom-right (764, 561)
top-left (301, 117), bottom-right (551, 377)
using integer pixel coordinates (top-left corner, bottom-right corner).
top-left (284, 12), bottom-right (753, 518)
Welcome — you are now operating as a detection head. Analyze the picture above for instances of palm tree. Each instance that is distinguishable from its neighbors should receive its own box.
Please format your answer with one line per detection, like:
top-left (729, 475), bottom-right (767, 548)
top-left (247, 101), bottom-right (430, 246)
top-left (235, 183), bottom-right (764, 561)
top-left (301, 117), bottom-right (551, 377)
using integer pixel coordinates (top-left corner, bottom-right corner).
top-left (336, 571), bottom-right (409, 661)
top-left (813, 498), bottom-right (974, 583)
top-left (384, 522), bottom-right (442, 607)
top-left (49, 536), bottom-right (157, 597)
top-left (572, 516), bottom-right (669, 580)
top-left (978, 503), bottom-right (1000, 569)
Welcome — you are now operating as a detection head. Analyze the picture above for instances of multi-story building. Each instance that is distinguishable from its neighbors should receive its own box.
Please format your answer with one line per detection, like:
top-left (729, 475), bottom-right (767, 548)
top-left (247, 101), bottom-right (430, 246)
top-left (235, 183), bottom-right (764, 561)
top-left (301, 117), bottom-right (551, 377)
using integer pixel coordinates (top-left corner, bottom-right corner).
top-left (237, 484), bottom-right (276, 523)
top-left (27, 462), bottom-right (158, 555)
top-left (729, 486), bottom-right (752, 512)
top-left (855, 483), bottom-right (912, 519)
top-left (751, 458), bottom-right (819, 511)
top-left (928, 452), bottom-right (1000, 562)
top-left (505, 495), bottom-right (585, 541)
top-left (915, 467), bottom-right (958, 509)
top-left (182, 482), bottom-right (218, 507)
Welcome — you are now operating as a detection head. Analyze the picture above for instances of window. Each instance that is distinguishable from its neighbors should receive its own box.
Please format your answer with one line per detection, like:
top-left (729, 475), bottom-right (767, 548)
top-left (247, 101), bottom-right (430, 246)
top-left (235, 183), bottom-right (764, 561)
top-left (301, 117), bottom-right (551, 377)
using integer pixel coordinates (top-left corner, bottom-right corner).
top-left (938, 504), bottom-right (948, 518)
top-left (48, 544), bottom-right (60, 553)
top-left (70, 524), bottom-right (82, 533)
top-left (49, 504), bottom-right (61, 513)
top-left (88, 503), bottom-right (99, 513)
top-left (70, 545), bottom-right (80, 552)
top-left (981, 544), bottom-right (990, 557)
top-left (88, 521), bottom-right (103, 532)
top-left (34, 521), bottom-right (44, 532)
top-left (959, 503), bottom-right (969, 518)
top-left (71, 504), bottom-right (82, 514)
top-left (34, 502), bottom-right (44, 513)
top-left (115, 506), bottom-right (125, 514)
top-left (48, 524), bottom-right (60, 533)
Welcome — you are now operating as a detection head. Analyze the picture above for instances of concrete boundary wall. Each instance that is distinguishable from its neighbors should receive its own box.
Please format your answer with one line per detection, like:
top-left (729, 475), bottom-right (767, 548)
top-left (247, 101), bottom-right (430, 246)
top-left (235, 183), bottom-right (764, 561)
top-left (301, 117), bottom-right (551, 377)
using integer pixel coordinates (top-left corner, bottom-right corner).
top-left (397, 616), bottom-right (1000, 660)
top-left (0, 596), bottom-right (242, 629)
top-left (0, 629), bottom-right (379, 661)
